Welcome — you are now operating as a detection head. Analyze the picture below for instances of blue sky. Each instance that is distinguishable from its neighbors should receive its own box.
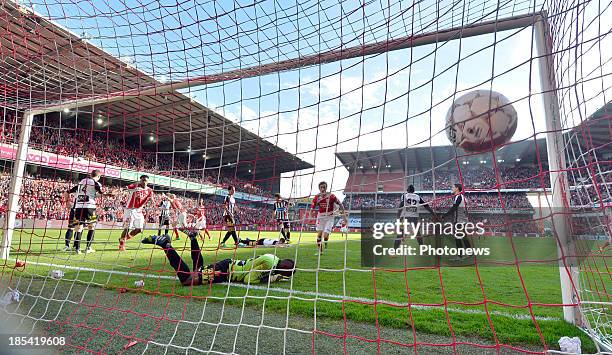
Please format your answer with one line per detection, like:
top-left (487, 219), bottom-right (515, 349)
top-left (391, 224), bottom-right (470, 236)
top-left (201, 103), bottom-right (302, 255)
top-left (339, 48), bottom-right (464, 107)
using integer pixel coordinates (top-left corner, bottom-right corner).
top-left (27, 0), bottom-right (611, 198)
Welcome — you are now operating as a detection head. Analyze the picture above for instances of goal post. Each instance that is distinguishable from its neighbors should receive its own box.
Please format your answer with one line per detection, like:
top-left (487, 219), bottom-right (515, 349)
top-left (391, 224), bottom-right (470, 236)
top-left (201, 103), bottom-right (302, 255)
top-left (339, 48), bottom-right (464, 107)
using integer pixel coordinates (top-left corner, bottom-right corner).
top-left (0, 111), bottom-right (34, 260)
top-left (534, 16), bottom-right (582, 327)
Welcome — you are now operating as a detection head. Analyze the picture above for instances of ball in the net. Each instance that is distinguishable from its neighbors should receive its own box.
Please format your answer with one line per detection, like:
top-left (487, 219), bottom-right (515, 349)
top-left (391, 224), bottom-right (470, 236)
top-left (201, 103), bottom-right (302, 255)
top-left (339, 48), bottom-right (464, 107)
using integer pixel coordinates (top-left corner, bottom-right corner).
top-left (445, 90), bottom-right (518, 152)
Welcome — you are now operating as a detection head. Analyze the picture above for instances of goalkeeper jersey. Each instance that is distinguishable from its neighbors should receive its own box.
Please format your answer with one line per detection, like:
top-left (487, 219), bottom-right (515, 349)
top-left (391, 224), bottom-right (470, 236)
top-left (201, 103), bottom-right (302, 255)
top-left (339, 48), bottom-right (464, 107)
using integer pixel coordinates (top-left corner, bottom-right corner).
top-left (205, 254), bottom-right (280, 284)
top-left (230, 254), bottom-right (280, 284)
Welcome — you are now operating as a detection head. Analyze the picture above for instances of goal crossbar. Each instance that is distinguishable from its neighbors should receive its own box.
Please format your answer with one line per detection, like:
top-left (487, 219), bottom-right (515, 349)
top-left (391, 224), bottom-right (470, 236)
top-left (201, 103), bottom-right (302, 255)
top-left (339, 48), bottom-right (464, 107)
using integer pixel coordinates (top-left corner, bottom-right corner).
top-left (25, 12), bottom-right (545, 116)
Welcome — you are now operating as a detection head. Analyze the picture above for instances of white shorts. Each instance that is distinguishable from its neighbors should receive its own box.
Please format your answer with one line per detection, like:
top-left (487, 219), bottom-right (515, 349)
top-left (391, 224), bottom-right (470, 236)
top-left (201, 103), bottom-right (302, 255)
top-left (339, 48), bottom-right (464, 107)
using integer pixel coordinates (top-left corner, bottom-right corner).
top-left (123, 208), bottom-right (145, 230)
top-left (340, 226), bottom-right (349, 234)
top-left (175, 212), bottom-right (188, 228)
top-left (194, 216), bottom-right (207, 230)
top-left (316, 214), bottom-right (335, 234)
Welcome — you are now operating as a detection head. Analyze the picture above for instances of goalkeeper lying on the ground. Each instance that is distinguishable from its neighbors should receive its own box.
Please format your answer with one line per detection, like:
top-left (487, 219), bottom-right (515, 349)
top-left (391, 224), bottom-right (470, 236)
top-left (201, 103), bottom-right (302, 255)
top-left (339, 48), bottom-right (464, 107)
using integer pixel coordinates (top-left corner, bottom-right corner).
top-left (142, 232), bottom-right (295, 286)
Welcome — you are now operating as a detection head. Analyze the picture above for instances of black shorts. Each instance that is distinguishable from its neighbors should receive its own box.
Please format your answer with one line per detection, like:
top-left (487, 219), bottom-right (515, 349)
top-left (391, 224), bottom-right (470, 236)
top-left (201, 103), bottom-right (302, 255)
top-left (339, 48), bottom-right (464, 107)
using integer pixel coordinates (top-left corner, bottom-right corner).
top-left (73, 208), bottom-right (97, 225)
top-left (200, 258), bottom-right (232, 284)
top-left (159, 215), bottom-right (170, 226)
top-left (277, 219), bottom-right (290, 229)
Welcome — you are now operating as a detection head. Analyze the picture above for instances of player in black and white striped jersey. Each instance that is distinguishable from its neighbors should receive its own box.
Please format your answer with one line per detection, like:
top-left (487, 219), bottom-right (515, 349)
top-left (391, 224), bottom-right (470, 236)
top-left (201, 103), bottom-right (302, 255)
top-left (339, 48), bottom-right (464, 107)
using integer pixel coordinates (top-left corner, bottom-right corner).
top-left (158, 198), bottom-right (171, 236)
top-left (395, 185), bottom-right (435, 248)
top-left (220, 185), bottom-right (239, 248)
top-left (63, 170), bottom-right (114, 254)
top-left (273, 193), bottom-right (292, 243)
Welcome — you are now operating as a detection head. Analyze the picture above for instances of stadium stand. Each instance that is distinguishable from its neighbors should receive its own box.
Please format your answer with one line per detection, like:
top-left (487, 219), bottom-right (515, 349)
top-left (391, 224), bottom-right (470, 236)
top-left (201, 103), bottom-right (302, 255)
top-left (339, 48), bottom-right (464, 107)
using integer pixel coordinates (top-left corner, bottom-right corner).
top-left (0, 170), bottom-right (268, 227)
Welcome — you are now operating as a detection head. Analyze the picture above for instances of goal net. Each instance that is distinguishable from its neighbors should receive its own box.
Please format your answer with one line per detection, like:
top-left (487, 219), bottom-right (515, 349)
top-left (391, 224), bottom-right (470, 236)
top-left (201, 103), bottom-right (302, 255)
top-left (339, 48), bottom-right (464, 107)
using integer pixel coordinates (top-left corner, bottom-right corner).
top-left (0, 0), bottom-right (610, 353)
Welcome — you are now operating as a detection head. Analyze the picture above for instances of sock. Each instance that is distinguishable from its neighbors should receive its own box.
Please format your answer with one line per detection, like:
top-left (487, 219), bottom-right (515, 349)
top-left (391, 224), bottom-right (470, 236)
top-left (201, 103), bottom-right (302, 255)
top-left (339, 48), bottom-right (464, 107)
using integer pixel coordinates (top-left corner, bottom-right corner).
top-left (174, 229), bottom-right (179, 239)
top-left (73, 231), bottom-right (83, 250)
top-left (158, 227), bottom-right (162, 235)
top-left (232, 231), bottom-right (238, 244)
top-left (86, 230), bottom-right (95, 249)
top-left (164, 226), bottom-right (169, 236)
top-left (280, 228), bottom-right (287, 239)
top-left (286, 231), bottom-right (290, 241)
top-left (64, 229), bottom-right (73, 247)
top-left (222, 231), bottom-right (232, 243)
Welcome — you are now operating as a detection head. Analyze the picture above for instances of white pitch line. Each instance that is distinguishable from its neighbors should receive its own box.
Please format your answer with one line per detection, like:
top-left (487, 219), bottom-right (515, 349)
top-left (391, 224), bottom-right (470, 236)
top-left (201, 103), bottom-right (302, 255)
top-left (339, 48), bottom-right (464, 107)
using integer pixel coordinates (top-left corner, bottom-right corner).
top-left (11, 259), bottom-right (562, 322)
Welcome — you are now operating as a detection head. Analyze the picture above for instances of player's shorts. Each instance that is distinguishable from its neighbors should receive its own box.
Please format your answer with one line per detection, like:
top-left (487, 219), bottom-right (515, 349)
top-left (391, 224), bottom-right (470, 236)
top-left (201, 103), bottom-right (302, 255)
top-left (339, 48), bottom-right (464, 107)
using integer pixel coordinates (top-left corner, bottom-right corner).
top-left (175, 211), bottom-right (188, 228)
top-left (316, 214), bottom-right (335, 234)
top-left (159, 214), bottom-right (170, 227)
top-left (123, 208), bottom-right (145, 229)
top-left (340, 226), bottom-right (349, 234)
top-left (224, 215), bottom-right (235, 229)
top-left (200, 258), bottom-right (232, 284)
top-left (277, 219), bottom-right (290, 229)
top-left (195, 216), bottom-right (207, 230)
top-left (73, 208), bottom-right (97, 225)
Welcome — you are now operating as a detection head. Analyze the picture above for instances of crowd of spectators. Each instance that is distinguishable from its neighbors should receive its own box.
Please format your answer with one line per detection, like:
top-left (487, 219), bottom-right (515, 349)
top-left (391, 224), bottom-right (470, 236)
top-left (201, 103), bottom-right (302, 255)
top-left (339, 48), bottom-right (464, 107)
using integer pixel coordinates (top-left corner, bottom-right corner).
top-left (0, 172), bottom-right (271, 226)
top-left (419, 164), bottom-right (612, 191)
top-left (345, 192), bottom-right (534, 210)
top-left (0, 115), bottom-right (273, 198)
top-left (420, 166), bottom-right (551, 190)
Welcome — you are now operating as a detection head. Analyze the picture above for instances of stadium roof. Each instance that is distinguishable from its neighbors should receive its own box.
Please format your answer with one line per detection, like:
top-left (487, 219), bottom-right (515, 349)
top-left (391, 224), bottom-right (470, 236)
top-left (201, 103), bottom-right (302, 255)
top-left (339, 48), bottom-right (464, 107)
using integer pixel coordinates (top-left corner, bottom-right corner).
top-left (0, 1), bottom-right (312, 179)
top-left (336, 139), bottom-right (549, 173)
top-left (336, 101), bottom-right (611, 173)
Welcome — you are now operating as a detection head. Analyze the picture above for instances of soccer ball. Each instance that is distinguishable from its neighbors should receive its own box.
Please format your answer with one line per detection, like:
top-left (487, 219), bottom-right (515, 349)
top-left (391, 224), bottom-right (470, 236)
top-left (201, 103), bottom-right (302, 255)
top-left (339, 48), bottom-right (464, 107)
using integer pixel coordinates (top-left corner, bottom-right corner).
top-left (445, 90), bottom-right (517, 152)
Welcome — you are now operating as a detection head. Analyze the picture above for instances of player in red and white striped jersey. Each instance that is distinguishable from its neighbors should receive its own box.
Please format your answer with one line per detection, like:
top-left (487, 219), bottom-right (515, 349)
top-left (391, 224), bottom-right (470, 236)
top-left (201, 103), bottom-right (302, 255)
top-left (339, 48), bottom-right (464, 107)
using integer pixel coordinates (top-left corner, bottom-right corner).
top-left (119, 175), bottom-right (154, 251)
top-left (164, 193), bottom-right (189, 240)
top-left (194, 200), bottom-right (212, 240)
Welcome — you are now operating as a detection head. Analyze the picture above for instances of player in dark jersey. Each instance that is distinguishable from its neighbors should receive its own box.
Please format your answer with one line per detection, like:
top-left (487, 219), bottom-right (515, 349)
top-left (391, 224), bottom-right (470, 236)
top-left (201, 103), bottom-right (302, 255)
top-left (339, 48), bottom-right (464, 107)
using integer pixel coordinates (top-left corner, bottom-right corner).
top-left (440, 183), bottom-right (472, 259)
top-left (141, 232), bottom-right (295, 286)
top-left (273, 193), bottom-right (292, 243)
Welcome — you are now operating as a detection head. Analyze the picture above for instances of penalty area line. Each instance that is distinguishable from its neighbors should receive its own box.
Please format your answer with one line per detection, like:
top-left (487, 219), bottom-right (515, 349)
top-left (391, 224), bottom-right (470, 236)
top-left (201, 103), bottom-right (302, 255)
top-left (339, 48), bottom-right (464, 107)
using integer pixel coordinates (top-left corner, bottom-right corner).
top-left (11, 259), bottom-right (561, 322)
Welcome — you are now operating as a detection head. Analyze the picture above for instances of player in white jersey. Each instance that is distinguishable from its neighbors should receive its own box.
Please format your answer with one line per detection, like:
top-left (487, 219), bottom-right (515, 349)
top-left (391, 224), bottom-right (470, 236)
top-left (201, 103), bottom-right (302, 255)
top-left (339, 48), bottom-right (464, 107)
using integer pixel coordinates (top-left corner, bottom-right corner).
top-left (395, 185), bottom-right (436, 248)
top-left (440, 183), bottom-right (472, 259)
top-left (239, 237), bottom-right (287, 247)
top-left (119, 175), bottom-right (154, 251)
top-left (63, 170), bottom-right (113, 254)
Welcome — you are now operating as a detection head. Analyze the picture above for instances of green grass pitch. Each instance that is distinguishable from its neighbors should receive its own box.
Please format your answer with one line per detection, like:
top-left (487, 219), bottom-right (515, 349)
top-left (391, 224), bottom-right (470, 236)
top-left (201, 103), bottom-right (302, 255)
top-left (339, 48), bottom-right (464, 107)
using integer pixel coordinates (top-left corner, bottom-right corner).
top-left (2, 228), bottom-right (603, 352)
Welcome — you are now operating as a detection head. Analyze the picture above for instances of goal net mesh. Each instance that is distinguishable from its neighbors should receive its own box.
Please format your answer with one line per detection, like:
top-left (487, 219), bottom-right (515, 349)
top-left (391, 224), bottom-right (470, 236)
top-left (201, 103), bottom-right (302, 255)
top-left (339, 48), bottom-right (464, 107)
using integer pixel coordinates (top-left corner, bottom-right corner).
top-left (0, 0), bottom-right (610, 353)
